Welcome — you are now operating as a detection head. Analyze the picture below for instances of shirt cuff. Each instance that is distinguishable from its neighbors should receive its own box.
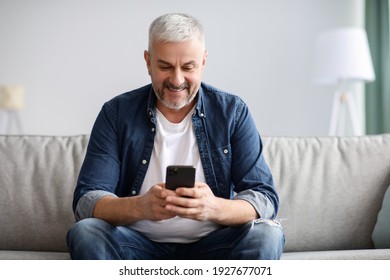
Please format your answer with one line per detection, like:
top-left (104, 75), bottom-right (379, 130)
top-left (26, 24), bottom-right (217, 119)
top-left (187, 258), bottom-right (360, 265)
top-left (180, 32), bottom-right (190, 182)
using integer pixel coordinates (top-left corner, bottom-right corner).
top-left (233, 189), bottom-right (275, 219)
top-left (74, 190), bottom-right (117, 221)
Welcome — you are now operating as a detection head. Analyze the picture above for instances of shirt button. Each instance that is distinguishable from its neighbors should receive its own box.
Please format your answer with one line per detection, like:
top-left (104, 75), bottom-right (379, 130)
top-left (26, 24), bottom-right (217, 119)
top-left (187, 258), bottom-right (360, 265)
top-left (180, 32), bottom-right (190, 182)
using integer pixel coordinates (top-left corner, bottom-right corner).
top-left (151, 127), bottom-right (155, 132)
top-left (200, 113), bottom-right (204, 117)
top-left (131, 190), bottom-right (137, 195)
top-left (142, 159), bottom-right (147, 164)
top-left (223, 149), bottom-right (228, 154)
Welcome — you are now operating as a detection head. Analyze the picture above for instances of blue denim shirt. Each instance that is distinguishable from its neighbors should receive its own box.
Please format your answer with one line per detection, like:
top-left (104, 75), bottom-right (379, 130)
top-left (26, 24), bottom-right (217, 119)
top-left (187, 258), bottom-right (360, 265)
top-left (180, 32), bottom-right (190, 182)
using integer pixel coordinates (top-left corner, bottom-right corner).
top-left (73, 82), bottom-right (278, 221)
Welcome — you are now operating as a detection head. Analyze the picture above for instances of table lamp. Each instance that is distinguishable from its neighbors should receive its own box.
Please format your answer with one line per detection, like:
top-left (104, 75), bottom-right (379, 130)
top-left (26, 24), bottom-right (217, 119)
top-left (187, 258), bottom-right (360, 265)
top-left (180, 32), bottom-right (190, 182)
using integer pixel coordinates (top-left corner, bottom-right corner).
top-left (313, 27), bottom-right (375, 136)
top-left (0, 85), bottom-right (25, 134)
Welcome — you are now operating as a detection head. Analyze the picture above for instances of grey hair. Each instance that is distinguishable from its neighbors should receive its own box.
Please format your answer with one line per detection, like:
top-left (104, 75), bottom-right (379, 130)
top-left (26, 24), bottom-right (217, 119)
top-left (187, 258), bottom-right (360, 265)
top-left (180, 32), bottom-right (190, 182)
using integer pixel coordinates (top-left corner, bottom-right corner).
top-left (148, 13), bottom-right (205, 51)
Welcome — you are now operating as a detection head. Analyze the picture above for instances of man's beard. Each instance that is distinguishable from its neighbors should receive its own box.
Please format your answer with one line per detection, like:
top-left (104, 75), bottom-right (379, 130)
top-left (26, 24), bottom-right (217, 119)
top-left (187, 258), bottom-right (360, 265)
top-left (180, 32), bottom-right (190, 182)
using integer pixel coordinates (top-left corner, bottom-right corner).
top-left (154, 82), bottom-right (197, 110)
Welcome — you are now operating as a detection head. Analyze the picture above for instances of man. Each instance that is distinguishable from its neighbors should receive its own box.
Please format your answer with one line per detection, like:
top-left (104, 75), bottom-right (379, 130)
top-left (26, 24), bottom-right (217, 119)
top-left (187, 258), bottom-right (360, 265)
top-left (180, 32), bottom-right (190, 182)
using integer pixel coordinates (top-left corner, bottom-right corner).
top-left (67, 13), bottom-right (284, 259)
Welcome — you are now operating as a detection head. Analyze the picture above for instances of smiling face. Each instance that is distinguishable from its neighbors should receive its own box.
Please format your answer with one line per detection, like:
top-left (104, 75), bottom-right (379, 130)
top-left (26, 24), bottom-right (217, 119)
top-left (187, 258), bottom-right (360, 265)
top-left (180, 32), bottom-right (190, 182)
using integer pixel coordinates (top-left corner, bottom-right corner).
top-left (144, 38), bottom-right (207, 113)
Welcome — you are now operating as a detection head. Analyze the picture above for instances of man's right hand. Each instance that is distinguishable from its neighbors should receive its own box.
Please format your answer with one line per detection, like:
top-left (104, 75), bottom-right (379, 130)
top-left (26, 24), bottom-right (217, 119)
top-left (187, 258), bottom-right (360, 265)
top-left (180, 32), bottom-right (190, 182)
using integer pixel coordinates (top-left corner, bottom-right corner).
top-left (92, 184), bottom-right (178, 226)
top-left (137, 184), bottom-right (178, 221)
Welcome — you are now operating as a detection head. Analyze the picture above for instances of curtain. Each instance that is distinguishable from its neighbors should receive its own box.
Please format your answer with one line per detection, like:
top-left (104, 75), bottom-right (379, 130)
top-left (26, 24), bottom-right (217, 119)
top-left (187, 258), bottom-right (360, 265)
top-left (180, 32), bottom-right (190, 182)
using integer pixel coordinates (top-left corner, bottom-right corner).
top-left (365, 0), bottom-right (390, 134)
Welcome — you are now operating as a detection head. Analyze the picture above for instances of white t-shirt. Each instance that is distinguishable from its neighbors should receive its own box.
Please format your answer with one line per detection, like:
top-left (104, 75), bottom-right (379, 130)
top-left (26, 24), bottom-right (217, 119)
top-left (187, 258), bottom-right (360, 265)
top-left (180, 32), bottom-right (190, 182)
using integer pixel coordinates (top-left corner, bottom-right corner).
top-left (129, 107), bottom-right (220, 243)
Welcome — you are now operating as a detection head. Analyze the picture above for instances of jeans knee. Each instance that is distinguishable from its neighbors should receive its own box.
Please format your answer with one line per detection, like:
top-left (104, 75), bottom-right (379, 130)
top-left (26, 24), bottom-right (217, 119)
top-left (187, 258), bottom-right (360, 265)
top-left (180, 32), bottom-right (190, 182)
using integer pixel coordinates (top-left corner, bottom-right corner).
top-left (253, 219), bottom-right (284, 240)
top-left (247, 219), bottom-right (285, 252)
top-left (67, 218), bottom-right (111, 247)
top-left (69, 218), bottom-right (101, 234)
top-left (231, 219), bottom-right (284, 260)
top-left (67, 218), bottom-right (119, 259)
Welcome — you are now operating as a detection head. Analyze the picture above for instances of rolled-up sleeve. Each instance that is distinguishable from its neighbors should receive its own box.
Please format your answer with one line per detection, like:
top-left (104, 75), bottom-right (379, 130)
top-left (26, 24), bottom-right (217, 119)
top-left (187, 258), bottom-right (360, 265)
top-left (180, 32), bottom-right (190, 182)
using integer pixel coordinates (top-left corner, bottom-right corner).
top-left (233, 189), bottom-right (275, 219)
top-left (74, 190), bottom-right (117, 221)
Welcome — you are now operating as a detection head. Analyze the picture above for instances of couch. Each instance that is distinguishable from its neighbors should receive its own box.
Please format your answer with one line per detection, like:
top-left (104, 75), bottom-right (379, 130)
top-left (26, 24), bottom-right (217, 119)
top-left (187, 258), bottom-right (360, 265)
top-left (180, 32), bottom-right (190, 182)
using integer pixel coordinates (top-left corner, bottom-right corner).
top-left (0, 134), bottom-right (389, 260)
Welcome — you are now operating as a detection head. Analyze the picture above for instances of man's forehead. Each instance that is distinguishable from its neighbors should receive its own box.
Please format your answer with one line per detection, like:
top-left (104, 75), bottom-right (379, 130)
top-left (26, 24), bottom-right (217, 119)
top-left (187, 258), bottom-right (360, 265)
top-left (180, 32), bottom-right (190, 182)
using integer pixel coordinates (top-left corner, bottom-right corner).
top-left (150, 41), bottom-right (204, 62)
top-left (151, 38), bottom-right (204, 52)
top-left (157, 58), bottom-right (198, 65)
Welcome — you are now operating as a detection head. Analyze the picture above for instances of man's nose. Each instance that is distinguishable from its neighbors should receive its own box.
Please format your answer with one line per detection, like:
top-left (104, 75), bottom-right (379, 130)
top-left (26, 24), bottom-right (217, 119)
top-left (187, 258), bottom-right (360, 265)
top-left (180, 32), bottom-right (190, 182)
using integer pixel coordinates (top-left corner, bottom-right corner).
top-left (170, 69), bottom-right (185, 86)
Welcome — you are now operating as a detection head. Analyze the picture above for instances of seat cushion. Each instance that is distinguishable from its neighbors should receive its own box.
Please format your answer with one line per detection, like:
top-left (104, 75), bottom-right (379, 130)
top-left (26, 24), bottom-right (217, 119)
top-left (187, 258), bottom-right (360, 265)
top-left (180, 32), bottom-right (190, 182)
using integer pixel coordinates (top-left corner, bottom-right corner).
top-left (281, 249), bottom-right (390, 260)
top-left (0, 250), bottom-right (70, 260)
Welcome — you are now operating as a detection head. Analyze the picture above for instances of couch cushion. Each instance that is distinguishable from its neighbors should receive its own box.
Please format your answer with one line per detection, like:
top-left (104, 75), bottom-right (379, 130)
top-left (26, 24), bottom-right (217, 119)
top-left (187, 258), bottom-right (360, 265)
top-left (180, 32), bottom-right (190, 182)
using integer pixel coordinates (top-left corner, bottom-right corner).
top-left (0, 135), bottom-right (88, 252)
top-left (0, 250), bottom-right (70, 260)
top-left (281, 249), bottom-right (390, 260)
top-left (263, 134), bottom-right (390, 252)
top-left (372, 185), bottom-right (390, 248)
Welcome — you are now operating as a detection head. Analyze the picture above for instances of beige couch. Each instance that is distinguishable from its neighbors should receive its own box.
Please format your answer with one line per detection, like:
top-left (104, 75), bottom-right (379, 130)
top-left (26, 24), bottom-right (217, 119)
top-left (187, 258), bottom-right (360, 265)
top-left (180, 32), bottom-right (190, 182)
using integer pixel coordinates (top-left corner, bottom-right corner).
top-left (0, 134), bottom-right (389, 259)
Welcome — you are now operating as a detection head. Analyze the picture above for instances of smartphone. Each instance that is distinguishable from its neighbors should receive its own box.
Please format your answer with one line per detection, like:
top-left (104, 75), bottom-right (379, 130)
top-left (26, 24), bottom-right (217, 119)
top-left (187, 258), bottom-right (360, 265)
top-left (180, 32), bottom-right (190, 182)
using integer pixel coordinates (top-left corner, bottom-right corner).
top-left (166, 165), bottom-right (196, 190)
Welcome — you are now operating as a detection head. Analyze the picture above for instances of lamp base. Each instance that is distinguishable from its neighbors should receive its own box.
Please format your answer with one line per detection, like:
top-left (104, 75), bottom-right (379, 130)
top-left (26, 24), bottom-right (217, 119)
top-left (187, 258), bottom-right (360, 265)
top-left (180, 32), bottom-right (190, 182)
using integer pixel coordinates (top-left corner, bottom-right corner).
top-left (329, 89), bottom-right (361, 136)
top-left (0, 110), bottom-right (24, 135)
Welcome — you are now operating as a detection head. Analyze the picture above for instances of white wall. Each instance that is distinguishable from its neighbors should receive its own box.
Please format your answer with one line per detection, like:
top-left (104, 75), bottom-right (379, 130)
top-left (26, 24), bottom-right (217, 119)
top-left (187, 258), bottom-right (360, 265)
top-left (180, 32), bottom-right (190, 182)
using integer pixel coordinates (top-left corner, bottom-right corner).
top-left (0, 0), bottom-right (364, 136)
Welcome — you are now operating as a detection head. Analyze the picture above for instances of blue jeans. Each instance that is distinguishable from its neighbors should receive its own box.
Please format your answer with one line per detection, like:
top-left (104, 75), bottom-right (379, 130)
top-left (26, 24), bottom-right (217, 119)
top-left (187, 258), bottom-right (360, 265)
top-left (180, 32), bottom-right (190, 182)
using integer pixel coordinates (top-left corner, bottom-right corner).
top-left (67, 218), bottom-right (285, 260)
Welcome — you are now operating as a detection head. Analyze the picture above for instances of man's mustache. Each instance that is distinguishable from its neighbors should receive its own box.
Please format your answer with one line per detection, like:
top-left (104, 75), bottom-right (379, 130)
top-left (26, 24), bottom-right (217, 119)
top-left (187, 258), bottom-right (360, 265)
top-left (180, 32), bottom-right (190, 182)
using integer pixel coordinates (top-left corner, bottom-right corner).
top-left (163, 82), bottom-right (189, 91)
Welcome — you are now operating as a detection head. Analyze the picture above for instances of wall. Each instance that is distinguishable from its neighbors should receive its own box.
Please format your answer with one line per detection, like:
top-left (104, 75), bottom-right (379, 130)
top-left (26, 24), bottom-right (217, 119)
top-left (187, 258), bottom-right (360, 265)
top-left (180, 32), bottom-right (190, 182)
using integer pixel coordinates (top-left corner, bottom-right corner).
top-left (0, 0), bottom-right (365, 136)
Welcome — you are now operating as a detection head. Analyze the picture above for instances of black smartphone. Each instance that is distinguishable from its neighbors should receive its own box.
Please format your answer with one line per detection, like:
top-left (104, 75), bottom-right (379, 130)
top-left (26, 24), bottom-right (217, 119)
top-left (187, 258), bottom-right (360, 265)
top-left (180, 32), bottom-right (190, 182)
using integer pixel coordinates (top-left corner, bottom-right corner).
top-left (165, 165), bottom-right (196, 190)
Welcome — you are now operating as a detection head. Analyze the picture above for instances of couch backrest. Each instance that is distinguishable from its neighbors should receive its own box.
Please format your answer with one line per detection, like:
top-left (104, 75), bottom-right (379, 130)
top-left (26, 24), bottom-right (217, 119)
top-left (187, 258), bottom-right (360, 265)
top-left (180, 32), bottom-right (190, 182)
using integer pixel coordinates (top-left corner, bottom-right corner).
top-left (263, 134), bottom-right (390, 252)
top-left (1, 134), bottom-right (390, 254)
top-left (0, 135), bottom-right (88, 252)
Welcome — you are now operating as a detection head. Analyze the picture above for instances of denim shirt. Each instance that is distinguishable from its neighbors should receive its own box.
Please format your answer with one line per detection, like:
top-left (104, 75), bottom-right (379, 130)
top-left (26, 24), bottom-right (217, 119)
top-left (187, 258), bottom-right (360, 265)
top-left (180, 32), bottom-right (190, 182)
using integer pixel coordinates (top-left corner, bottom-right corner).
top-left (73, 82), bottom-right (279, 221)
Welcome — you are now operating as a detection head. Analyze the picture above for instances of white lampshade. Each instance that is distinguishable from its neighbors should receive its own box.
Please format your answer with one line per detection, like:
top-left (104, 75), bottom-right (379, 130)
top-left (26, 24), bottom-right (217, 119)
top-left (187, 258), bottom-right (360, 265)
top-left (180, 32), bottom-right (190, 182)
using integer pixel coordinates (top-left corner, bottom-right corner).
top-left (0, 85), bottom-right (25, 110)
top-left (313, 27), bottom-right (375, 84)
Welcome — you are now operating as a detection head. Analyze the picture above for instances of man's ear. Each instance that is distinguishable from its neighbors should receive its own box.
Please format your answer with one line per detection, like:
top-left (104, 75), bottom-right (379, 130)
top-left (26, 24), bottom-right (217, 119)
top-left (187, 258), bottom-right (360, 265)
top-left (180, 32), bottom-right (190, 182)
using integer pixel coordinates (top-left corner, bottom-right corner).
top-left (144, 50), bottom-right (151, 75)
top-left (202, 50), bottom-right (208, 69)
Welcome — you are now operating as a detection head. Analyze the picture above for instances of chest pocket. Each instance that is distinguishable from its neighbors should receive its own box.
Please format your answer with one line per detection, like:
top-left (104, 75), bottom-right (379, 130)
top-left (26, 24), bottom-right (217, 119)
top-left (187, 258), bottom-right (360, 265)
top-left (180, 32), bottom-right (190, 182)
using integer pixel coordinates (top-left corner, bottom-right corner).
top-left (211, 144), bottom-right (232, 165)
top-left (210, 144), bottom-right (232, 197)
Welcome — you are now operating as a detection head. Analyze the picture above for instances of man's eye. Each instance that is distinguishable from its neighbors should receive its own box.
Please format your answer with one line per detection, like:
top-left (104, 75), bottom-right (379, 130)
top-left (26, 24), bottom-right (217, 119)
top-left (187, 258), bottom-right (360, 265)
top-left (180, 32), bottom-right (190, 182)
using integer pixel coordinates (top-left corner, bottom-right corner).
top-left (159, 66), bottom-right (171, 71)
top-left (182, 66), bottom-right (195, 71)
